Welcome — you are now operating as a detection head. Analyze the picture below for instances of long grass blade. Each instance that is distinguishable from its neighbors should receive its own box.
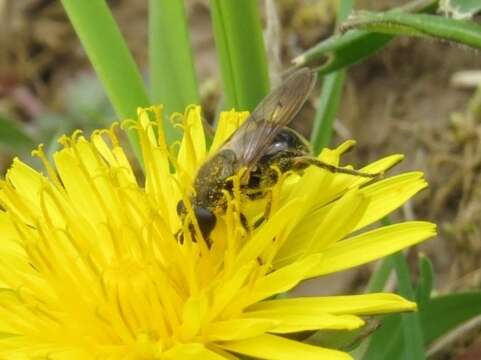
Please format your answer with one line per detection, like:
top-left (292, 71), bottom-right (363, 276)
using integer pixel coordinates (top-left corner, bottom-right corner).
top-left (310, 0), bottom-right (352, 153)
top-left (210, 0), bottom-right (269, 111)
top-left (60, 0), bottom-right (150, 155)
top-left (393, 252), bottom-right (426, 360)
top-left (149, 0), bottom-right (199, 143)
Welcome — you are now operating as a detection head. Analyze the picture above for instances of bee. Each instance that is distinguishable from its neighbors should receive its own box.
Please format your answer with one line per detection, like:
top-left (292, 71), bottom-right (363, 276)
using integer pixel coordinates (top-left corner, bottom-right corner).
top-left (177, 67), bottom-right (377, 243)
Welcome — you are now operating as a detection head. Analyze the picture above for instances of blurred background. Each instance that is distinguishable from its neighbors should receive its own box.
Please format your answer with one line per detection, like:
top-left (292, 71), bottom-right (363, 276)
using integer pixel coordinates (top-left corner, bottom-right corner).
top-left (1, 0), bottom-right (481, 357)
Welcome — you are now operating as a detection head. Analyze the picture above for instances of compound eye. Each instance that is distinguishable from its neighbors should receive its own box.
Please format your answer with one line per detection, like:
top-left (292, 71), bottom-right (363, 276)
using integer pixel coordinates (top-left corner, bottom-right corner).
top-left (194, 207), bottom-right (216, 239)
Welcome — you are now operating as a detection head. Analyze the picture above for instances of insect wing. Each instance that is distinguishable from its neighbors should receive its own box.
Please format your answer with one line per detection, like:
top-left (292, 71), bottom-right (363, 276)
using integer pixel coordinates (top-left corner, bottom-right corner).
top-left (221, 67), bottom-right (317, 170)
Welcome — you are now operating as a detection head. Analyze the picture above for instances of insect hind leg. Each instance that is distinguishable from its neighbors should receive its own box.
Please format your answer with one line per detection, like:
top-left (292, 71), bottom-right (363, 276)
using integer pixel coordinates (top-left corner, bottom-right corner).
top-left (291, 156), bottom-right (382, 178)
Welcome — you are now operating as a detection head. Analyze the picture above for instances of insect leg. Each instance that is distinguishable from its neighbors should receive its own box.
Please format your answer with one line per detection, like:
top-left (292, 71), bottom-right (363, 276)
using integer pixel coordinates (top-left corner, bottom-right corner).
top-left (291, 156), bottom-right (382, 178)
top-left (263, 189), bottom-right (273, 220)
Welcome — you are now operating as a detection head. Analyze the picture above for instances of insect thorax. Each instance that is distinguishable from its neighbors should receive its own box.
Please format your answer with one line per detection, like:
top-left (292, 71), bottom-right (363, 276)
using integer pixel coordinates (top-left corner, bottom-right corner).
top-left (243, 128), bottom-right (311, 196)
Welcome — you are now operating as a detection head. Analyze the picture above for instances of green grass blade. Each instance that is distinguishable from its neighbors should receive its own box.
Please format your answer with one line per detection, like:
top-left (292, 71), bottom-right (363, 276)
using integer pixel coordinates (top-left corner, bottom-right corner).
top-left (310, 0), bottom-right (352, 152)
top-left (422, 292), bottom-right (481, 345)
top-left (149, 0), bottom-right (199, 143)
top-left (364, 253), bottom-right (426, 360)
top-left (61, 0), bottom-right (150, 155)
top-left (366, 257), bottom-right (394, 293)
top-left (210, 0), bottom-right (269, 111)
top-left (363, 218), bottom-right (424, 359)
top-left (364, 292), bottom-right (481, 359)
top-left (294, 0), bottom-right (438, 74)
top-left (415, 255), bottom-right (434, 308)
top-left (393, 252), bottom-right (426, 360)
top-left (363, 314), bottom-right (404, 360)
top-left (310, 71), bottom-right (346, 153)
top-left (341, 12), bottom-right (481, 50)
top-left (0, 115), bottom-right (35, 153)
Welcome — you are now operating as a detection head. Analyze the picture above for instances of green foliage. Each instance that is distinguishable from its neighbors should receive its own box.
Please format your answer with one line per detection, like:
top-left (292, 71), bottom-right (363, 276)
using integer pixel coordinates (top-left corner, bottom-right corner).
top-left (392, 253), bottom-right (425, 360)
top-left (422, 292), bottom-right (481, 345)
top-left (60, 0), bottom-right (150, 157)
top-left (363, 291), bottom-right (481, 359)
top-left (210, 0), bottom-right (270, 111)
top-left (366, 257), bottom-right (394, 293)
top-left (415, 255), bottom-right (434, 308)
top-left (0, 115), bottom-right (35, 153)
top-left (310, 0), bottom-right (352, 154)
top-left (363, 254), bottom-right (481, 360)
top-left (294, 0), bottom-right (438, 74)
top-left (341, 12), bottom-right (481, 50)
top-left (149, 0), bottom-right (199, 143)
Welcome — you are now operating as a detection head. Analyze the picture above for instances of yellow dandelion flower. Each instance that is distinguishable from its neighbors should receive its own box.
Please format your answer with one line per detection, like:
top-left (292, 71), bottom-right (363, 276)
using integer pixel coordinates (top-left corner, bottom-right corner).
top-left (0, 105), bottom-right (436, 359)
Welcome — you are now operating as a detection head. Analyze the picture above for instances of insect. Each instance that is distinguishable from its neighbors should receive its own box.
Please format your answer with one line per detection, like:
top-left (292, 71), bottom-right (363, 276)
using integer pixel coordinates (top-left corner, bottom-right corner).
top-left (177, 67), bottom-right (378, 243)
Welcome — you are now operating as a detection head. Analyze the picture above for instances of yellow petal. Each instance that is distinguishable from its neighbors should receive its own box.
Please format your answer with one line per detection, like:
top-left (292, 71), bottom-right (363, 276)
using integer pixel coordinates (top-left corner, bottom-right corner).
top-left (318, 140), bottom-right (356, 165)
top-left (352, 172), bottom-right (427, 231)
top-left (205, 318), bottom-right (279, 341)
top-left (235, 199), bottom-right (303, 268)
top-left (311, 221), bottom-right (437, 276)
top-left (54, 143), bottom-right (112, 224)
top-left (210, 110), bottom-right (249, 153)
top-left (179, 295), bottom-right (209, 340)
top-left (242, 310), bottom-right (364, 333)
top-left (352, 154), bottom-right (405, 187)
top-left (248, 293), bottom-right (416, 316)
top-left (277, 188), bottom-right (367, 266)
top-left (2, 159), bottom-right (64, 227)
top-left (236, 254), bottom-right (322, 311)
top-left (306, 188), bottom-right (367, 253)
top-left (162, 343), bottom-right (227, 360)
top-left (220, 333), bottom-right (352, 360)
top-left (177, 106), bottom-right (207, 176)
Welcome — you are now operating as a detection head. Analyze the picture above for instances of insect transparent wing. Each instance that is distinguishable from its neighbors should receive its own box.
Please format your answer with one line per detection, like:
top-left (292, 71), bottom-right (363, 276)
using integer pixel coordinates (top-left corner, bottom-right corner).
top-left (222, 67), bottom-right (317, 170)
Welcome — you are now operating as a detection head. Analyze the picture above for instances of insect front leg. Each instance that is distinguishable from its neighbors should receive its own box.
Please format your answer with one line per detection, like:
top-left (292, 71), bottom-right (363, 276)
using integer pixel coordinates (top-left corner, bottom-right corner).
top-left (290, 156), bottom-right (382, 178)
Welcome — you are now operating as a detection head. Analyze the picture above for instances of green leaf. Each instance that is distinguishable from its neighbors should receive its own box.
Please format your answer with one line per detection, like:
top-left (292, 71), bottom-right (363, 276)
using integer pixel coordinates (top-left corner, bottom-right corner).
top-left (310, 71), bottom-right (346, 153)
top-left (364, 253), bottom-right (433, 360)
top-left (61, 0), bottom-right (150, 156)
top-left (415, 255), bottom-right (434, 309)
top-left (149, 0), bottom-right (199, 143)
top-left (362, 314), bottom-right (404, 360)
top-left (364, 292), bottom-right (481, 359)
top-left (393, 252), bottom-right (425, 360)
top-left (296, 31), bottom-right (393, 76)
top-left (439, 0), bottom-right (481, 19)
top-left (310, 0), bottom-right (352, 153)
top-left (210, 0), bottom-right (270, 111)
top-left (0, 115), bottom-right (35, 153)
top-left (293, 0), bottom-right (438, 74)
top-left (421, 292), bottom-right (481, 345)
top-left (366, 257), bottom-right (394, 293)
top-left (341, 12), bottom-right (481, 50)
